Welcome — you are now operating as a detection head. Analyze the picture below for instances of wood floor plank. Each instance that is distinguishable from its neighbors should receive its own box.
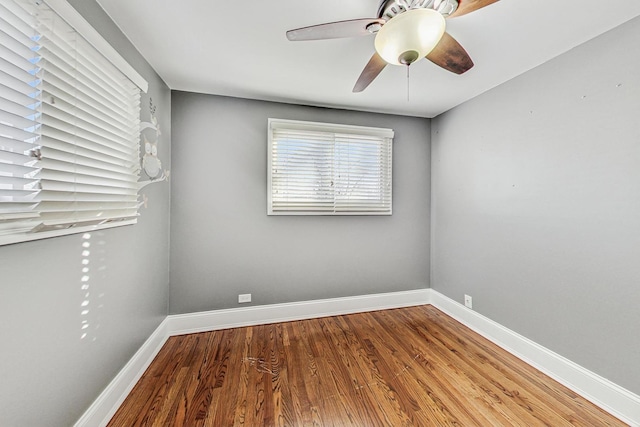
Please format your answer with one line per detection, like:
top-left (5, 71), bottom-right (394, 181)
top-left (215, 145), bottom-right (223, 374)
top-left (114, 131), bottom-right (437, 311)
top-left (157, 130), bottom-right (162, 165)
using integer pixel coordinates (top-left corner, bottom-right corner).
top-left (381, 310), bottom-right (563, 426)
top-left (231, 326), bottom-right (252, 426)
top-left (417, 315), bottom-right (575, 425)
top-left (245, 325), bottom-right (269, 426)
top-left (410, 307), bottom-right (620, 425)
top-left (321, 315), bottom-right (400, 426)
top-left (407, 309), bottom-right (582, 426)
top-left (352, 310), bottom-right (496, 426)
top-left (108, 305), bottom-right (627, 427)
top-left (307, 317), bottom-right (364, 426)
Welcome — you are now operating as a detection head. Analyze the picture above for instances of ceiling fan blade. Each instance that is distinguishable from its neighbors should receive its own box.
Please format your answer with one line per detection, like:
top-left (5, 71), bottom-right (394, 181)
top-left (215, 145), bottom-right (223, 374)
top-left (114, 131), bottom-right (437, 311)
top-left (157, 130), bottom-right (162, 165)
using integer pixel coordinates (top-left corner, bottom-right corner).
top-left (450, 0), bottom-right (499, 17)
top-left (286, 18), bottom-right (384, 41)
top-left (353, 52), bottom-right (387, 93)
top-left (426, 32), bottom-right (474, 75)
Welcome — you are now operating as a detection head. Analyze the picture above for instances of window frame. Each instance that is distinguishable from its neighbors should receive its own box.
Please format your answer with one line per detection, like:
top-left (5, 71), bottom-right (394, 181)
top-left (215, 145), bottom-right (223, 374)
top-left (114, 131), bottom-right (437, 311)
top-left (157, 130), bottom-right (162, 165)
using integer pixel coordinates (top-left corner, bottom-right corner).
top-left (268, 118), bottom-right (393, 216)
top-left (0, 0), bottom-right (148, 246)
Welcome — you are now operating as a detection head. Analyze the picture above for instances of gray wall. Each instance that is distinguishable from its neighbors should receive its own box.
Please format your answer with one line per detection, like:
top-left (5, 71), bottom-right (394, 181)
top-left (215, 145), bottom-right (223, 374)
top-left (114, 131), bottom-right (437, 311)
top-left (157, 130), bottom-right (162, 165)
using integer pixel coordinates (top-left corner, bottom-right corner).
top-left (431, 17), bottom-right (640, 394)
top-left (170, 93), bottom-right (431, 314)
top-left (0, 2), bottom-right (171, 426)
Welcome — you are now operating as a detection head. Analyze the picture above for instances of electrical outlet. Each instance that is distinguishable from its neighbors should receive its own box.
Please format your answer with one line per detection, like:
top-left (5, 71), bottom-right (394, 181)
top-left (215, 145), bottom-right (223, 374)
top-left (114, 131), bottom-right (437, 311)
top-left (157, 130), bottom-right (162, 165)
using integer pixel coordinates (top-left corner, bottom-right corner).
top-left (464, 294), bottom-right (473, 309)
top-left (238, 293), bottom-right (252, 303)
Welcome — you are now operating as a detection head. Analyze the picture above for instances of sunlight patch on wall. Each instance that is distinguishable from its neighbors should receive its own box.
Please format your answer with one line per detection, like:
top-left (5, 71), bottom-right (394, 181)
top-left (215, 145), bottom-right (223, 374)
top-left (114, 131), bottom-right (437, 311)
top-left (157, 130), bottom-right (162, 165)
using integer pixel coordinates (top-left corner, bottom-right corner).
top-left (80, 233), bottom-right (92, 340)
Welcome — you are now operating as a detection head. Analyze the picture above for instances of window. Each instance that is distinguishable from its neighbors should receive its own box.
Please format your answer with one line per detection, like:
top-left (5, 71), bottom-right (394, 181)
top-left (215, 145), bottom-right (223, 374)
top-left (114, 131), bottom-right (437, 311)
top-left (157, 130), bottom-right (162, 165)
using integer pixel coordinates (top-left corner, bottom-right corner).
top-left (0, 0), bottom-right (147, 246)
top-left (268, 119), bottom-right (393, 215)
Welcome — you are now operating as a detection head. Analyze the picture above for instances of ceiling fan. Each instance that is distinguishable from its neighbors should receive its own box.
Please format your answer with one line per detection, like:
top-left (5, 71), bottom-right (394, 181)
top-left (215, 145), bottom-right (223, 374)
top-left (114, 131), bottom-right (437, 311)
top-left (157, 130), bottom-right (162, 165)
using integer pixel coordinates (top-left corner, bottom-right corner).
top-left (286, 0), bottom-right (499, 92)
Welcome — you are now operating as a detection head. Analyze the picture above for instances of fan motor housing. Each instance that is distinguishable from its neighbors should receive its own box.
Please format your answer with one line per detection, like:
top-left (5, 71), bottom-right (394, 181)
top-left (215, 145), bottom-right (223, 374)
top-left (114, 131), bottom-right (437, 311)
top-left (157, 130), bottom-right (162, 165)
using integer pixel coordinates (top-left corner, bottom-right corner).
top-left (377, 0), bottom-right (459, 21)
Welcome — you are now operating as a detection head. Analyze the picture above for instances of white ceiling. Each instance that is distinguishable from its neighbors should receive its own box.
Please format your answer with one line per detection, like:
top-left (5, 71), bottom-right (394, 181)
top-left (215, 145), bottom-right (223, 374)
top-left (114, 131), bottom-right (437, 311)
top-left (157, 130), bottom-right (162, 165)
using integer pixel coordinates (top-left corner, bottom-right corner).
top-left (96, 0), bottom-right (640, 118)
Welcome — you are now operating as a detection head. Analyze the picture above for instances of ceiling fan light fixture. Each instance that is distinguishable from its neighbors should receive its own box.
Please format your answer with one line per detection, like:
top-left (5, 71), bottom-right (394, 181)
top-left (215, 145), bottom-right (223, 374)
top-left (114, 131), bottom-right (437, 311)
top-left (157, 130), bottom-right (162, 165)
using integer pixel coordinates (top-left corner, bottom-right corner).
top-left (374, 8), bottom-right (446, 66)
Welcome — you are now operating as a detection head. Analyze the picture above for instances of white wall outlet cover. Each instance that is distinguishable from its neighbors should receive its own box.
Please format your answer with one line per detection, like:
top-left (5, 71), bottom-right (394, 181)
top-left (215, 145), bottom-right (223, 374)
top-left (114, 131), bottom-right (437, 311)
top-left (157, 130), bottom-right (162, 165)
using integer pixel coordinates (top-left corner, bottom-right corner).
top-left (464, 294), bottom-right (473, 309)
top-left (238, 294), bottom-right (252, 303)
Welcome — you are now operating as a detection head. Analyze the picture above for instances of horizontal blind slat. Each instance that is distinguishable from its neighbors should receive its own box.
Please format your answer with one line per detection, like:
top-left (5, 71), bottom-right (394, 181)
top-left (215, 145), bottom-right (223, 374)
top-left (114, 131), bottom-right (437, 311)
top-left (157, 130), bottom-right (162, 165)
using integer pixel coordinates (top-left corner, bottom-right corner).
top-left (42, 83), bottom-right (136, 140)
top-left (39, 146), bottom-right (136, 176)
top-left (38, 190), bottom-right (137, 203)
top-left (38, 47), bottom-right (133, 117)
top-left (41, 105), bottom-right (137, 154)
top-left (38, 169), bottom-right (139, 189)
top-left (40, 129), bottom-right (136, 164)
top-left (39, 179), bottom-right (138, 196)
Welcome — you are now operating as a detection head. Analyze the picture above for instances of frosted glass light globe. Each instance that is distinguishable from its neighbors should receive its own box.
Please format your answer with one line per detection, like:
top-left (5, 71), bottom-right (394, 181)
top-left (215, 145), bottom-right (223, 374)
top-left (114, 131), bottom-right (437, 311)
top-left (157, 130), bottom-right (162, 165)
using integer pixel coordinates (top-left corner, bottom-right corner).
top-left (374, 9), bottom-right (446, 66)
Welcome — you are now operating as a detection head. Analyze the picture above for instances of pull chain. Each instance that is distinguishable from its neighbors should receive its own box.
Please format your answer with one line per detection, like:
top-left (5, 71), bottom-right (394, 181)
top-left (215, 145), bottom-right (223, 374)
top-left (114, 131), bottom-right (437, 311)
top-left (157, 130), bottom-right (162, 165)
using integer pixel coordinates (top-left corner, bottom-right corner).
top-left (406, 64), bottom-right (410, 102)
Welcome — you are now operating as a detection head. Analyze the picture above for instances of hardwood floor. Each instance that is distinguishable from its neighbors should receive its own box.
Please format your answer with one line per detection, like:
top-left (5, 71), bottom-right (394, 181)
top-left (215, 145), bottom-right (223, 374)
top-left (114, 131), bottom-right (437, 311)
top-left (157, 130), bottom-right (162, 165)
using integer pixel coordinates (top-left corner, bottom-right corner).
top-left (108, 305), bottom-right (626, 426)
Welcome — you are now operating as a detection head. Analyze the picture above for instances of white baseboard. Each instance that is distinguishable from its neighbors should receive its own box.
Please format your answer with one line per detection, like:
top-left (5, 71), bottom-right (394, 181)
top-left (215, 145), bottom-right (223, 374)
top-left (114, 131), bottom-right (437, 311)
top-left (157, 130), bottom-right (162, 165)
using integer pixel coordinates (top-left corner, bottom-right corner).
top-left (429, 289), bottom-right (640, 427)
top-left (74, 318), bottom-right (170, 427)
top-left (75, 288), bottom-right (640, 427)
top-left (166, 289), bottom-right (432, 336)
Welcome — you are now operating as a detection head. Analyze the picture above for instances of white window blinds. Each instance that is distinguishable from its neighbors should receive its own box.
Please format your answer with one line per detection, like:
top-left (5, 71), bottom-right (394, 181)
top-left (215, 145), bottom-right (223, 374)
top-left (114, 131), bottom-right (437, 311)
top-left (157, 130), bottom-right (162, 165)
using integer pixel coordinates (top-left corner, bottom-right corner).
top-left (268, 119), bottom-right (393, 215)
top-left (0, 0), bottom-right (145, 245)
